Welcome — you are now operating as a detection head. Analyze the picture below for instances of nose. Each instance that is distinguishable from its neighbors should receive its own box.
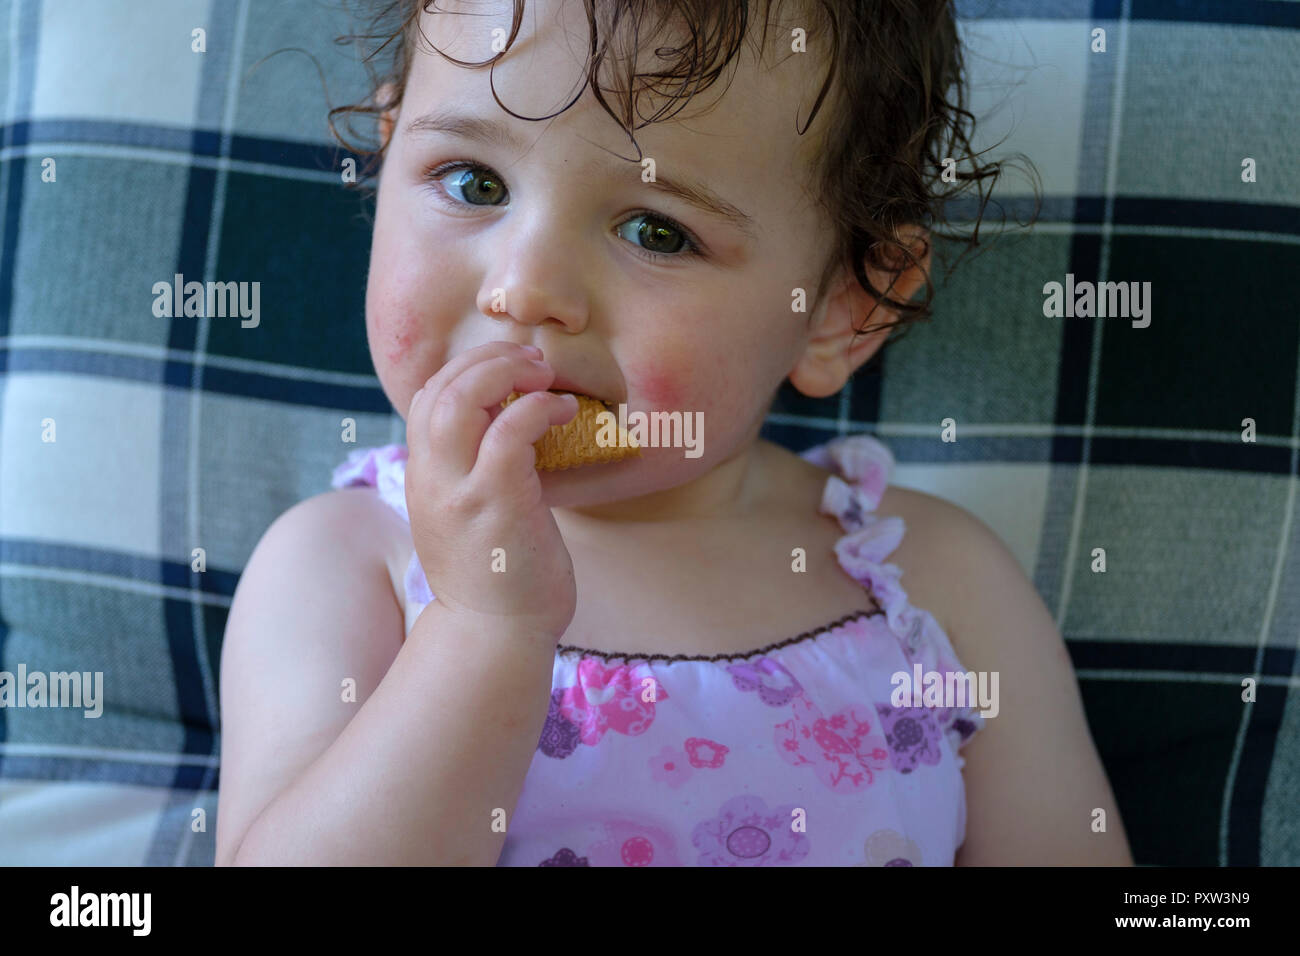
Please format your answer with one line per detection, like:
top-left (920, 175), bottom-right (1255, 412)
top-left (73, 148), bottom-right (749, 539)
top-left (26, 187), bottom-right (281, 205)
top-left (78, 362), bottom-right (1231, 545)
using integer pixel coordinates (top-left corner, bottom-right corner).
top-left (476, 213), bottom-right (591, 334)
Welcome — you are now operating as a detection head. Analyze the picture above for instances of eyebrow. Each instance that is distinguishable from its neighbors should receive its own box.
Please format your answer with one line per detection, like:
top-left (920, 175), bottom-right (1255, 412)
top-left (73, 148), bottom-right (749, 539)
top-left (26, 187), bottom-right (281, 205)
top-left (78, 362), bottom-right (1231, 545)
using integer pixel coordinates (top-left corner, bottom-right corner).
top-left (406, 108), bottom-right (530, 151)
top-left (404, 108), bottom-right (758, 240)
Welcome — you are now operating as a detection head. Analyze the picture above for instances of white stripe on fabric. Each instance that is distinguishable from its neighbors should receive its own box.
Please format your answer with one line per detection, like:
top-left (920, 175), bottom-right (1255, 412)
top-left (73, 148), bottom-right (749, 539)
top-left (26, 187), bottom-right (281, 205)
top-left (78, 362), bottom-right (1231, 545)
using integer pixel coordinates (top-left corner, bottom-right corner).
top-left (0, 141), bottom-right (348, 185)
top-left (0, 335), bottom-right (383, 386)
top-left (1057, 0), bottom-right (1128, 632)
top-left (0, 742), bottom-right (220, 767)
top-left (0, 564), bottom-right (233, 607)
top-left (763, 414), bottom-right (1300, 448)
top-left (1219, 241), bottom-right (1300, 865)
top-left (1075, 670), bottom-right (1300, 688)
top-left (171, 0), bottom-right (252, 869)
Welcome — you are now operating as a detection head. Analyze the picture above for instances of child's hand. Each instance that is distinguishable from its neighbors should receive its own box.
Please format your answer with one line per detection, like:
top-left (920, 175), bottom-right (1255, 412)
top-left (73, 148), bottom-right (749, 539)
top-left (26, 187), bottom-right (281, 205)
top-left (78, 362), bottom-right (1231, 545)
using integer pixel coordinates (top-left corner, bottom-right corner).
top-left (404, 342), bottom-right (581, 641)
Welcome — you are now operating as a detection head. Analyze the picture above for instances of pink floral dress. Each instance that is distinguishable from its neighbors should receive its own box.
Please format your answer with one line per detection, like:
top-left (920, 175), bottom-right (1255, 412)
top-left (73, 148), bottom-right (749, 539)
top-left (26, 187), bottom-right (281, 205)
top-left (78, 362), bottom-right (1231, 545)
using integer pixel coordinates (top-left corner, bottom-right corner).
top-left (332, 434), bottom-right (985, 866)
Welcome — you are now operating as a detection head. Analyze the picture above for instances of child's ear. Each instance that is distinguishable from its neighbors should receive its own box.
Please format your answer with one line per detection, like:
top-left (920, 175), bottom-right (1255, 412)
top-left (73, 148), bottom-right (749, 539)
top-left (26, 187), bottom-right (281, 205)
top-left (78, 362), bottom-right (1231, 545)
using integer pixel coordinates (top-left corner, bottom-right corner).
top-left (376, 82), bottom-right (398, 151)
top-left (787, 225), bottom-right (931, 399)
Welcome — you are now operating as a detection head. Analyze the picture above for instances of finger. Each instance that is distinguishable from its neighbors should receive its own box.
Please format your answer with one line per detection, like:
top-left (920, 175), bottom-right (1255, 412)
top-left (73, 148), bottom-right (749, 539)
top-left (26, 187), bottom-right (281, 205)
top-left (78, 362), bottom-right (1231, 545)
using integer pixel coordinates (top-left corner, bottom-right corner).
top-left (474, 390), bottom-right (580, 488)
top-left (418, 341), bottom-right (542, 411)
top-left (406, 342), bottom-right (543, 479)
top-left (424, 353), bottom-right (558, 478)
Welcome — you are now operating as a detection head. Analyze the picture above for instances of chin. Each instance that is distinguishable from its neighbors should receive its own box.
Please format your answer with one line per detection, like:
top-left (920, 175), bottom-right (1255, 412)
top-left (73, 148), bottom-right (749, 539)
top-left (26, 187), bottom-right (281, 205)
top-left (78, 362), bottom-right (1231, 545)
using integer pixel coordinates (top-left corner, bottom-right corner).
top-left (536, 456), bottom-right (698, 509)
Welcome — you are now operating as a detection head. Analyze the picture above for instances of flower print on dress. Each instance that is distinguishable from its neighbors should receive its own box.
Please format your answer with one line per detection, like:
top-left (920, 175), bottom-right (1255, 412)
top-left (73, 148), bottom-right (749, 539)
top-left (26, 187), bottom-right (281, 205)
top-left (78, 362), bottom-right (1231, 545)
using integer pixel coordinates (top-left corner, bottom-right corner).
top-left (858, 828), bottom-right (923, 867)
top-left (725, 657), bottom-right (802, 707)
top-left (538, 848), bottom-right (589, 866)
top-left (649, 745), bottom-right (693, 788)
top-left (775, 694), bottom-right (890, 793)
top-left (692, 795), bottom-right (810, 866)
top-left (684, 737), bottom-right (729, 769)
top-left (558, 659), bottom-right (669, 747)
top-left (585, 819), bottom-right (682, 867)
top-left (875, 702), bottom-right (944, 774)
top-left (926, 703), bottom-right (981, 750)
top-left (950, 716), bottom-right (978, 744)
top-left (537, 688), bottom-right (581, 759)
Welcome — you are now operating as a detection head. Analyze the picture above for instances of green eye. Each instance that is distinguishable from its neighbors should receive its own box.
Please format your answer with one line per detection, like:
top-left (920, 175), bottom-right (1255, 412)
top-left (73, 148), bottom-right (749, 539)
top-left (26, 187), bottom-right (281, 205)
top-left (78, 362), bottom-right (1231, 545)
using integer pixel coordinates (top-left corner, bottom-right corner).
top-left (617, 215), bottom-right (690, 255)
top-left (430, 163), bottom-right (508, 205)
top-left (424, 161), bottom-right (703, 261)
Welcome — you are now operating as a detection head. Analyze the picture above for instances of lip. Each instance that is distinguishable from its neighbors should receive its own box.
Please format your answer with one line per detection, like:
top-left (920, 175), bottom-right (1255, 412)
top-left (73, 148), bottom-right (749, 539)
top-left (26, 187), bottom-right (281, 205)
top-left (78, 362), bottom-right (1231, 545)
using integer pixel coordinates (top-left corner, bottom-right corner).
top-left (546, 376), bottom-right (614, 406)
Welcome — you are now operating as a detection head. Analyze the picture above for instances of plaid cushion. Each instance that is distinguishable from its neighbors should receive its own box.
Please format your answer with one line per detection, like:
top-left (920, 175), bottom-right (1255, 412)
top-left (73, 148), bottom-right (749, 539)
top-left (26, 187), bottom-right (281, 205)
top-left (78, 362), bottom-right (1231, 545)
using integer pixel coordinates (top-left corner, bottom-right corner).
top-left (1, 0), bottom-right (1297, 866)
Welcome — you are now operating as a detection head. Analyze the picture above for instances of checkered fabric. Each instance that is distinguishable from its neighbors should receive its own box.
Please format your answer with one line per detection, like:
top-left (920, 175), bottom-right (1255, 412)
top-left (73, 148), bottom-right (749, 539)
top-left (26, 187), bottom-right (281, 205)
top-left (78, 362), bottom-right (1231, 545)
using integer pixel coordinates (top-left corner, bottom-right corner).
top-left (0, 0), bottom-right (1297, 866)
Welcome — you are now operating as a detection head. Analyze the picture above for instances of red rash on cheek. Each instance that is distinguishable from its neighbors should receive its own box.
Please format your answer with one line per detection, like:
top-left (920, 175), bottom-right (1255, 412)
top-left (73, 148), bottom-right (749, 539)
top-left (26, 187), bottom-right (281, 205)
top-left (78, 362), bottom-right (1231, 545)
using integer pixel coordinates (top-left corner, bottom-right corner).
top-left (384, 326), bottom-right (415, 366)
top-left (635, 367), bottom-right (686, 410)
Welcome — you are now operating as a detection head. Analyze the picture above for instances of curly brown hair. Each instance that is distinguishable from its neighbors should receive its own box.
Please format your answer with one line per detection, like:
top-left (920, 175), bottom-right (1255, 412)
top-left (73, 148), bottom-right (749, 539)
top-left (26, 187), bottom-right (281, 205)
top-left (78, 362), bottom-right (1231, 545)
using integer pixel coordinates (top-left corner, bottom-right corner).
top-left (327, 0), bottom-right (1039, 350)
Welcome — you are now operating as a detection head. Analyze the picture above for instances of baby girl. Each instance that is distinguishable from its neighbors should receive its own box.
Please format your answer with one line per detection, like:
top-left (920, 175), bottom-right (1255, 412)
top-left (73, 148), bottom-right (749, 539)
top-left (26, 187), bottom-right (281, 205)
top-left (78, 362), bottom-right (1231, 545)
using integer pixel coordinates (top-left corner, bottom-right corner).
top-left (215, 0), bottom-right (1132, 866)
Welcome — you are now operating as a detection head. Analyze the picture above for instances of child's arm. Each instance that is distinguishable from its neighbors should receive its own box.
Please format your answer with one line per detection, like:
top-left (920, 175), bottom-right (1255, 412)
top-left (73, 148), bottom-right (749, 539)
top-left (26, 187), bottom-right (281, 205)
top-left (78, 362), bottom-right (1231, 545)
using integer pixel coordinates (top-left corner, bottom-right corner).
top-left (214, 489), bottom-right (557, 866)
top-left (911, 499), bottom-right (1134, 866)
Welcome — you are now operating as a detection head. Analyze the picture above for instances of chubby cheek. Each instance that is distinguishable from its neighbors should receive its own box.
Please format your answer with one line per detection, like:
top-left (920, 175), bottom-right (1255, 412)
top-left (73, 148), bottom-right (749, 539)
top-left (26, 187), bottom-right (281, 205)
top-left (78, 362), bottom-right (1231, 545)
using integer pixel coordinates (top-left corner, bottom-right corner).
top-left (631, 365), bottom-right (686, 412)
top-left (368, 286), bottom-right (442, 418)
top-left (369, 293), bottom-right (413, 367)
top-left (625, 352), bottom-right (752, 453)
top-left (626, 349), bottom-right (724, 413)
top-left (366, 197), bottom-right (458, 416)
top-left (379, 312), bottom-right (419, 368)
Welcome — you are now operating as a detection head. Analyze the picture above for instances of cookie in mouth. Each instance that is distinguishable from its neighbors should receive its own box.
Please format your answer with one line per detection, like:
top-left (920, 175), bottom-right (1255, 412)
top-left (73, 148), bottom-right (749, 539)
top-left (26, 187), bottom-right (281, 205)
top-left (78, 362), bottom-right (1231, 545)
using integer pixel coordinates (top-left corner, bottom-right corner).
top-left (502, 390), bottom-right (640, 470)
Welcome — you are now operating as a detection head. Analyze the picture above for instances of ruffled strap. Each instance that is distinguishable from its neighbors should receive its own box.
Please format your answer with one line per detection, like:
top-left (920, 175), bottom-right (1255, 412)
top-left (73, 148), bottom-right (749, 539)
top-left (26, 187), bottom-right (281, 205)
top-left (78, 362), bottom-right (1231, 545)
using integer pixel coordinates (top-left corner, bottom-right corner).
top-left (801, 433), bottom-right (894, 517)
top-left (802, 434), bottom-right (985, 759)
top-left (331, 444), bottom-right (435, 609)
top-left (331, 444), bottom-right (411, 522)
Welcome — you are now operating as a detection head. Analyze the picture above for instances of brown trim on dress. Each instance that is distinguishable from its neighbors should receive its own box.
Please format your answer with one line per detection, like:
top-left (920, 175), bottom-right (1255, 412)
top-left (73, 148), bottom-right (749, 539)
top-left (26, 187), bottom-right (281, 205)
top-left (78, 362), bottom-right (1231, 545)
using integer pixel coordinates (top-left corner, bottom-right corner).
top-left (555, 587), bottom-right (884, 665)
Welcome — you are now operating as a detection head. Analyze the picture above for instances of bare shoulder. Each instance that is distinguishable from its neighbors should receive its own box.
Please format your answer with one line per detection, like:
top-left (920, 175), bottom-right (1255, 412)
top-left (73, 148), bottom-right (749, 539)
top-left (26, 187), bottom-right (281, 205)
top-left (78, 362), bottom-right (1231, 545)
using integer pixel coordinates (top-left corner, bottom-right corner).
top-left (874, 482), bottom-right (1063, 670)
top-left (214, 487), bottom-right (407, 865)
top-left (876, 484), bottom-right (1134, 865)
top-left (870, 484), bottom-right (1002, 648)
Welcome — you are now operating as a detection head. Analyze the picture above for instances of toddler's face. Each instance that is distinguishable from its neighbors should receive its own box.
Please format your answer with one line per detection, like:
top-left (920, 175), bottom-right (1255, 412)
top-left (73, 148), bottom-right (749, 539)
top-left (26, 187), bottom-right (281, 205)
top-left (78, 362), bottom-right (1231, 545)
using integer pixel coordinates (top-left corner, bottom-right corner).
top-left (367, 0), bottom-right (842, 508)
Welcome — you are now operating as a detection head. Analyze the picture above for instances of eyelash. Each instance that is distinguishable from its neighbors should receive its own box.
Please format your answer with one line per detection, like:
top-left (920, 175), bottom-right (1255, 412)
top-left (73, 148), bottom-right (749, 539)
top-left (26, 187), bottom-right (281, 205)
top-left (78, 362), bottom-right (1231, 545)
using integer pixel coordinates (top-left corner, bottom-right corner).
top-left (421, 160), bottom-right (706, 263)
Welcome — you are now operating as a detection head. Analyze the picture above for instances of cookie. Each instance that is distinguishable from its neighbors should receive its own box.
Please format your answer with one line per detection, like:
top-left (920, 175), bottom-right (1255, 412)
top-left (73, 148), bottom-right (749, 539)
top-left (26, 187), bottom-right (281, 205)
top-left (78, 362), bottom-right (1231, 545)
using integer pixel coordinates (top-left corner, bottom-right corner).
top-left (502, 390), bottom-right (641, 471)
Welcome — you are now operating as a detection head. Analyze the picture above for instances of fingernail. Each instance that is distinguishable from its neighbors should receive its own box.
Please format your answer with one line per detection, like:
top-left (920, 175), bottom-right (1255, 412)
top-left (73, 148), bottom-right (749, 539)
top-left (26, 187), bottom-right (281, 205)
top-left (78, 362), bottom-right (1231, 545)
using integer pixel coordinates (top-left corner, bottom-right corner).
top-left (521, 345), bottom-right (543, 358)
